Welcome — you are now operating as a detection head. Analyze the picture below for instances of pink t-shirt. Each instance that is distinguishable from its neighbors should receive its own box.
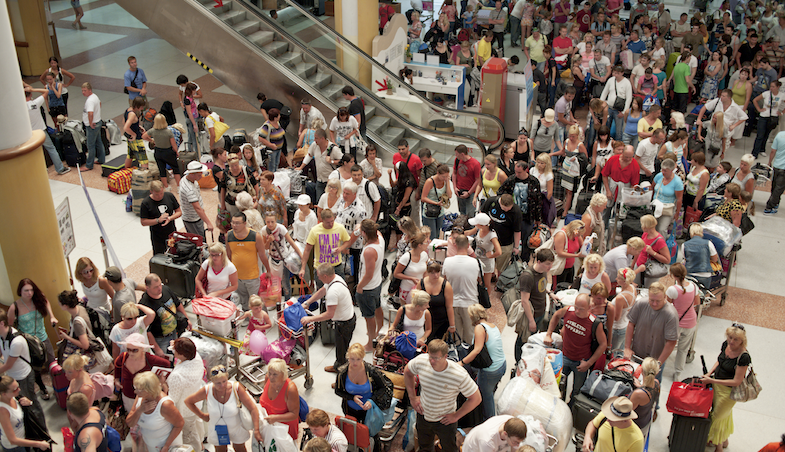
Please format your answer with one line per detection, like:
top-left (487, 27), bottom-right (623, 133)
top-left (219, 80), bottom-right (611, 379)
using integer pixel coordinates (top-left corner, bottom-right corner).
top-left (635, 231), bottom-right (667, 267)
top-left (666, 281), bottom-right (698, 328)
top-left (442, 4), bottom-right (457, 22)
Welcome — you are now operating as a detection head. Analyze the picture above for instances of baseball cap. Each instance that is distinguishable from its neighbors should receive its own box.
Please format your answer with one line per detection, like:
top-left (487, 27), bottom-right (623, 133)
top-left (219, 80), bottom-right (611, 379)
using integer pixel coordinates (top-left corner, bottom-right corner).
top-left (104, 266), bottom-right (122, 283)
top-left (469, 212), bottom-right (491, 226)
top-left (295, 194), bottom-right (311, 206)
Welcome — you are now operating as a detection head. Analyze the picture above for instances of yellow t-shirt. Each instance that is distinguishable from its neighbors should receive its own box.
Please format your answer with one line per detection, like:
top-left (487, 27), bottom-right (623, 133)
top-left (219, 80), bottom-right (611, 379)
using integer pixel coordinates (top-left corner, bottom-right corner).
top-left (591, 413), bottom-right (645, 452)
top-left (637, 117), bottom-right (663, 135)
top-left (227, 229), bottom-right (259, 280)
top-left (306, 223), bottom-right (351, 267)
top-left (477, 39), bottom-right (492, 65)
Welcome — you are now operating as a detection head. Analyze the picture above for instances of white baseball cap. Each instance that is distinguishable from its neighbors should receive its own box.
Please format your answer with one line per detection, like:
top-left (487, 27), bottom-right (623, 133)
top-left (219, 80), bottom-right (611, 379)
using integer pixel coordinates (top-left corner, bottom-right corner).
top-left (294, 194), bottom-right (312, 206)
top-left (469, 212), bottom-right (491, 226)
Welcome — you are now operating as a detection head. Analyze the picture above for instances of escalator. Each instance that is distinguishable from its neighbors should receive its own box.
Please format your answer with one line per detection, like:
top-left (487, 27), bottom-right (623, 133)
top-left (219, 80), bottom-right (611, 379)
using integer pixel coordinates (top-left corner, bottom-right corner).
top-left (116, 0), bottom-right (505, 163)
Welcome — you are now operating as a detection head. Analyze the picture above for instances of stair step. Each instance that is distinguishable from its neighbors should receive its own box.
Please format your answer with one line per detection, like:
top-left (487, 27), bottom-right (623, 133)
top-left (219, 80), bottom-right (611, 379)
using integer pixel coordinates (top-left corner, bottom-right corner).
top-left (247, 30), bottom-right (275, 47)
top-left (233, 19), bottom-right (260, 35)
top-left (307, 72), bottom-right (332, 90)
top-left (218, 9), bottom-right (244, 24)
top-left (365, 105), bottom-right (376, 120)
top-left (366, 116), bottom-right (391, 135)
top-left (322, 83), bottom-right (345, 101)
top-left (211, 0), bottom-right (233, 14)
top-left (381, 126), bottom-right (405, 147)
top-left (262, 40), bottom-right (289, 57)
top-left (278, 51), bottom-right (303, 68)
top-left (293, 62), bottom-right (317, 79)
top-left (405, 138), bottom-right (421, 153)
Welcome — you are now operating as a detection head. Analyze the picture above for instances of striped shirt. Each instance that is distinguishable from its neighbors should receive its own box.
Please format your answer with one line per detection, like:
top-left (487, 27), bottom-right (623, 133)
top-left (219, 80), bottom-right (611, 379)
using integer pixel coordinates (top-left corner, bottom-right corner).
top-left (407, 354), bottom-right (478, 422)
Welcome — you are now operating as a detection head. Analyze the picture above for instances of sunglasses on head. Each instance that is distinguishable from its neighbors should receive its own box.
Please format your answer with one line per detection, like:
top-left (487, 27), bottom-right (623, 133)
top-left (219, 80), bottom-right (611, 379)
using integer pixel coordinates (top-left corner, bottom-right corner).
top-left (732, 322), bottom-right (745, 331)
top-left (211, 366), bottom-right (228, 376)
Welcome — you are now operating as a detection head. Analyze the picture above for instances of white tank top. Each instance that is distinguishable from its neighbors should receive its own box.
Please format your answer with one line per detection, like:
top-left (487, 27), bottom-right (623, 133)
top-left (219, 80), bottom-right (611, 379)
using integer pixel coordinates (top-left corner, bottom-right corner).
top-left (614, 289), bottom-right (635, 331)
top-left (137, 396), bottom-right (182, 452)
top-left (359, 240), bottom-right (385, 291)
top-left (402, 306), bottom-right (427, 339)
top-left (579, 271), bottom-right (604, 294)
top-left (206, 383), bottom-right (240, 427)
top-left (82, 280), bottom-right (111, 315)
top-left (0, 400), bottom-right (24, 450)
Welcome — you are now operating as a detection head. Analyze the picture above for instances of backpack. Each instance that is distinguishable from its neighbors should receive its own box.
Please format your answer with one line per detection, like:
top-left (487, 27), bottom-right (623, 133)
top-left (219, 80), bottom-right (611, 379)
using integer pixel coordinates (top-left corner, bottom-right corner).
top-left (10, 330), bottom-right (47, 371)
top-left (160, 101), bottom-right (176, 125)
top-left (140, 107), bottom-right (157, 130)
top-left (364, 180), bottom-right (391, 219)
top-left (82, 304), bottom-right (112, 350)
top-left (589, 317), bottom-right (603, 356)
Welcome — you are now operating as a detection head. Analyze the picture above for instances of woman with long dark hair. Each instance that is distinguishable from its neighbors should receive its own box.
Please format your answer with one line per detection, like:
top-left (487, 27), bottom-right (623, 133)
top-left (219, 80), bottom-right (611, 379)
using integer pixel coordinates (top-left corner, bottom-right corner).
top-left (9, 279), bottom-right (58, 401)
top-left (388, 160), bottom-right (417, 219)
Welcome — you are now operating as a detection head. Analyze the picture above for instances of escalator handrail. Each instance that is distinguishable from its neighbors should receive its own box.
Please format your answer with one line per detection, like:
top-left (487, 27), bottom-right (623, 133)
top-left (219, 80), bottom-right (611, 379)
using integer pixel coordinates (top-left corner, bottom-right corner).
top-left (246, 0), bottom-right (506, 151)
top-left (209, 0), bottom-right (491, 153)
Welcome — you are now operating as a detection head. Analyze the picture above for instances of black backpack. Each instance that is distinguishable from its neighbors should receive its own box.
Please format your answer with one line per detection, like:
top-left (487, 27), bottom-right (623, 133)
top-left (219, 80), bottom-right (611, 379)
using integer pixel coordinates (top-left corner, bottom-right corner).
top-left (7, 330), bottom-right (47, 371)
top-left (83, 304), bottom-right (112, 349)
top-left (364, 181), bottom-right (391, 221)
top-left (160, 101), bottom-right (176, 126)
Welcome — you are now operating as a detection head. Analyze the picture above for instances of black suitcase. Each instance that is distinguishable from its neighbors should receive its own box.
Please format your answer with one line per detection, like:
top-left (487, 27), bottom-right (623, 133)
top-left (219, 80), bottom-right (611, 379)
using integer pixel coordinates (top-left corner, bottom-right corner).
top-left (320, 299), bottom-right (335, 345)
top-left (62, 131), bottom-right (84, 168)
top-left (669, 414), bottom-right (711, 452)
top-left (101, 124), bottom-right (111, 156)
top-left (572, 393), bottom-right (604, 435)
top-left (149, 254), bottom-right (200, 300)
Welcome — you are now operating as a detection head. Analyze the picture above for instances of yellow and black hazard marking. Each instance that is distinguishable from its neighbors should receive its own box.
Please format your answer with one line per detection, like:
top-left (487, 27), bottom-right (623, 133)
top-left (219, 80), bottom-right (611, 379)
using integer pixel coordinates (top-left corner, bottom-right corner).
top-left (187, 53), bottom-right (214, 74)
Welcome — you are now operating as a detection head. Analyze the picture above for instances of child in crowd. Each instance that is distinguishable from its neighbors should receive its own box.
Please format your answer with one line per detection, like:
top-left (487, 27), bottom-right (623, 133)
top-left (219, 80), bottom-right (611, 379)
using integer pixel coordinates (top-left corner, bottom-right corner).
top-left (239, 295), bottom-right (271, 355)
top-left (707, 161), bottom-right (733, 194)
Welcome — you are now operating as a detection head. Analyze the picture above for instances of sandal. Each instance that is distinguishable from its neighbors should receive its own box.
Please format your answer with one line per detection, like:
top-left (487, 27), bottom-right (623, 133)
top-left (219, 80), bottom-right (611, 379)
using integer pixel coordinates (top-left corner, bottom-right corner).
top-left (41, 392), bottom-right (50, 401)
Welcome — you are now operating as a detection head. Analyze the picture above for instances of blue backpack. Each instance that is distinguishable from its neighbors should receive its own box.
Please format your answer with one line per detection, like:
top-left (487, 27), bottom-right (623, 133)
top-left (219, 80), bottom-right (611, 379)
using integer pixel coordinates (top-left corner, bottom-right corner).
top-left (284, 302), bottom-right (308, 333)
top-left (105, 424), bottom-right (122, 452)
top-left (394, 331), bottom-right (419, 360)
top-left (299, 395), bottom-right (309, 422)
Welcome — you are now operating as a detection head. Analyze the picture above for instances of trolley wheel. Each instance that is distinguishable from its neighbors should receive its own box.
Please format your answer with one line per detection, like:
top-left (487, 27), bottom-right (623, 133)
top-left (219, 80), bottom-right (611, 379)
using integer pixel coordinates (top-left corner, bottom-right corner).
top-left (720, 293), bottom-right (727, 306)
top-left (686, 350), bottom-right (695, 363)
top-left (304, 376), bottom-right (314, 389)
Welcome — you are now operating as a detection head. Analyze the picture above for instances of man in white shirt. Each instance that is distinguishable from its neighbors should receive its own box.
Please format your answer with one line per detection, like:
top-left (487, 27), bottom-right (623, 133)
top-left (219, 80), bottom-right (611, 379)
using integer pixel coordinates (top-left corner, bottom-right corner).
top-left (350, 165), bottom-right (381, 221)
top-left (670, 13), bottom-right (691, 51)
top-left (81, 82), bottom-right (106, 170)
top-left (675, 45), bottom-right (699, 78)
top-left (335, 181), bottom-right (368, 283)
top-left (442, 234), bottom-right (481, 342)
top-left (509, 0), bottom-right (526, 47)
top-left (25, 86), bottom-right (69, 175)
top-left (306, 409), bottom-right (349, 452)
top-left (589, 48), bottom-right (612, 84)
top-left (463, 415), bottom-right (528, 452)
top-left (301, 263), bottom-right (356, 373)
top-left (355, 220), bottom-right (385, 354)
top-left (179, 161), bottom-right (214, 239)
top-left (601, 66), bottom-right (633, 140)
top-left (297, 128), bottom-right (343, 202)
top-left (298, 99), bottom-right (327, 134)
top-left (696, 89), bottom-right (749, 145)
top-left (636, 129), bottom-right (666, 182)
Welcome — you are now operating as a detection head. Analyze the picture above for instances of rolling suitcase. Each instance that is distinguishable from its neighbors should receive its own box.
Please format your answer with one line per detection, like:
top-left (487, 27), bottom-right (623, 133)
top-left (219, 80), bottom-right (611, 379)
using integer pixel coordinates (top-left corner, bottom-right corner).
top-left (320, 299), bottom-right (335, 345)
top-left (571, 392), bottom-right (603, 435)
top-left (669, 414), bottom-right (711, 452)
top-left (149, 254), bottom-right (201, 299)
top-left (62, 131), bottom-right (85, 168)
top-left (50, 361), bottom-right (69, 410)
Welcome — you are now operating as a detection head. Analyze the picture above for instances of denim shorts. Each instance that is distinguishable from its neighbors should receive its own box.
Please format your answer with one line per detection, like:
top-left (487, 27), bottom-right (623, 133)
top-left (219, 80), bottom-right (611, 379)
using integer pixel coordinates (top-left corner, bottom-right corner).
top-left (71, 0), bottom-right (81, 7)
top-left (356, 284), bottom-right (382, 318)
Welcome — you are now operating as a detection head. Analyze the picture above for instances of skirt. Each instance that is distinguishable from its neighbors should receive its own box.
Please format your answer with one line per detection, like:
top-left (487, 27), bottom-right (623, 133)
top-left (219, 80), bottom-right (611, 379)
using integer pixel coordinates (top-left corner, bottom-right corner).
top-left (708, 383), bottom-right (736, 444)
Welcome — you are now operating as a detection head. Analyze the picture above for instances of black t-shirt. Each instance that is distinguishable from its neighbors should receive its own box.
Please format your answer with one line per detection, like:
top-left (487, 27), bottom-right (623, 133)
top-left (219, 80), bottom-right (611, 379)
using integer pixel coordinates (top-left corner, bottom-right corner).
top-left (348, 97), bottom-right (366, 135)
top-left (519, 267), bottom-right (548, 318)
top-left (140, 286), bottom-right (181, 338)
top-left (261, 98), bottom-right (284, 115)
top-left (140, 192), bottom-right (180, 245)
top-left (533, 67), bottom-right (547, 93)
top-left (738, 43), bottom-right (762, 65)
top-left (714, 340), bottom-right (751, 380)
top-left (481, 197), bottom-right (522, 246)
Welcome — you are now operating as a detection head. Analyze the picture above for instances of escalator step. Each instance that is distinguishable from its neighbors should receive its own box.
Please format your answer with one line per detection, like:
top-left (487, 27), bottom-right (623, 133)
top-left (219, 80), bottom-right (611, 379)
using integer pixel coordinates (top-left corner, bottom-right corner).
top-left (262, 41), bottom-right (289, 57)
top-left (218, 9), bottom-right (244, 24)
top-left (381, 126), bottom-right (404, 146)
top-left (293, 62), bottom-right (317, 79)
top-left (367, 116), bottom-right (390, 135)
top-left (322, 84), bottom-right (344, 101)
top-left (233, 20), bottom-right (260, 34)
top-left (278, 51), bottom-right (303, 68)
top-left (365, 105), bottom-right (376, 120)
top-left (307, 72), bottom-right (332, 90)
top-left (405, 139), bottom-right (421, 153)
top-left (247, 30), bottom-right (274, 47)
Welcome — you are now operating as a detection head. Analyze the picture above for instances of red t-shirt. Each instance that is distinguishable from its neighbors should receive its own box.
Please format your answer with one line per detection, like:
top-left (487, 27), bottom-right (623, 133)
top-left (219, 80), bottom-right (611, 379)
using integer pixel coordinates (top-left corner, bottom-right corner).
top-left (453, 157), bottom-right (481, 191)
top-left (636, 231), bottom-right (667, 267)
top-left (379, 4), bottom-right (395, 28)
top-left (561, 307), bottom-right (596, 361)
top-left (114, 352), bottom-right (172, 400)
top-left (601, 154), bottom-right (640, 187)
top-left (393, 152), bottom-right (424, 186)
top-left (577, 10), bottom-right (591, 33)
top-left (553, 36), bottom-right (573, 58)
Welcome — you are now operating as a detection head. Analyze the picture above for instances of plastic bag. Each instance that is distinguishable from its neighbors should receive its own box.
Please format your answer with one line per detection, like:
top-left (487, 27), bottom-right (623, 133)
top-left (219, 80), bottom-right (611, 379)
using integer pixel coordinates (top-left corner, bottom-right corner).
top-left (366, 401), bottom-right (385, 436)
top-left (254, 423), bottom-right (298, 452)
top-left (262, 338), bottom-right (296, 364)
top-left (517, 415), bottom-right (549, 452)
top-left (283, 302), bottom-right (307, 333)
top-left (191, 297), bottom-right (237, 320)
top-left (516, 344), bottom-right (547, 384)
top-left (539, 361), bottom-right (560, 397)
top-left (402, 408), bottom-right (417, 451)
top-left (701, 216), bottom-right (742, 256)
top-left (621, 186), bottom-right (653, 207)
top-left (545, 349), bottom-right (563, 381)
top-left (180, 331), bottom-right (226, 375)
top-left (497, 377), bottom-right (573, 452)
top-left (528, 332), bottom-right (563, 349)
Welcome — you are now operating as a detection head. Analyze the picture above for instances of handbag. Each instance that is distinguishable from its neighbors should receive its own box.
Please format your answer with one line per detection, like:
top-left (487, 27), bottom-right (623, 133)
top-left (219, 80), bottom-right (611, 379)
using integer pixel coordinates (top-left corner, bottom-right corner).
top-left (563, 154), bottom-right (581, 177)
top-left (234, 382), bottom-right (255, 431)
top-left (666, 378), bottom-right (714, 418)
top-left (767, 99), bottom-right (780, 133)
top-left (684, 205), bottom-right (703, 227)
top-left (740, 212), bottom-right (755, 235)
top-left (534, 230), bottom-right (568, 276)
top-left (476, 259), bottom-right (491, 309)
top-left (424, 177), bottom-right (442, 218)
top-left (730, 357), bottom-right (762, 402)
top-left (104, 400), bottom-right (130, 440)
top-left (211, 114), bottom-right (230, 139)
top-left (644, 237), bottom-right (669, 278)
top-left (470, 324), bottom-right (494, 369)
top-left (387, 252), bottom-right (411, 296)
top-left (612, 78), bottom-right (626, 111)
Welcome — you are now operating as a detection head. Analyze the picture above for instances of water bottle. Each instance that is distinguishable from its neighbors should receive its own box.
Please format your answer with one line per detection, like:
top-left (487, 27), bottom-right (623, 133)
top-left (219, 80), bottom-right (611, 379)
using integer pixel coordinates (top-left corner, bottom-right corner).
top-left (581, 233), bottom-right (598, 256)
top-left (125, 193), bottom-right (132, 212)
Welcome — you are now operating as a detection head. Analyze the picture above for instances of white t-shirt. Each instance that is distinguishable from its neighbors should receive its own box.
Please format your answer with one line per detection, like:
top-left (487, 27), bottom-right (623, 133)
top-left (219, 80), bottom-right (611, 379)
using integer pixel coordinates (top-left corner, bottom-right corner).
top-left (292, 210), bottom-right (318, 245)
top-left (324, 425), bottom-right (348, 452)
top-left (109, 317), bottom-right (150, 353)
top-left (260, 223), bottom-right (290, 261)
top-left (318, 193), bottom-right (341, 211)
top-left (676, 55), bottom-right (698, 70)
top-left (205, 112), bottom-right (222, 133)
top-left (399, 251), bottom-right (429, 294)
top-left (200, 260), bottom-right (238, 294)
top-left (463, 415), bottom-right (513, 452)
top-left (530, 167), bottom-right (554, 194)
top-left (329, 116), bottom-right (359, 145)
top-left (27, 96), bottom-right (46, 131)
top-left (442, 255), bottom-right (481, 308)
top-left (360, 158), bottom-right (383, 180)
top-left (651, 47), bottom-right (666, 62)
top-left (635, 138), bottom-right (659, 174)
top-left (326, 276), bottom-right (354, 322)
top-left (83, 93), bottom-right (102, 125)
top-left (759, 90), bottom-right (785, 118)
top-left (0, 330), bottom-right (31, 380)
top-left (356, 179), bottom-right (381, 215)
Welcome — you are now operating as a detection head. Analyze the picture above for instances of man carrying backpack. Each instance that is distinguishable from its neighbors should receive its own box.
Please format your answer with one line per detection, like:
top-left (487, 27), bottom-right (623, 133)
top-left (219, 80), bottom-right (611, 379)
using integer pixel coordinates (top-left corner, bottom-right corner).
top-left (68, 392), bottom-right (110, 452)
top-left (0, 309), bottom-right (48, 435)
top-left (544, 293), bottom-right (607, 404)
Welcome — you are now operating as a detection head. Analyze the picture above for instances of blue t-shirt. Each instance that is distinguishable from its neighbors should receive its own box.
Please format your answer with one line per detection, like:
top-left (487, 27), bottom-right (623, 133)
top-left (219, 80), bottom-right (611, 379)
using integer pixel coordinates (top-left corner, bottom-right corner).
top-left (771, 131), bottom-right (785, 169)
top-left (345, 375), bottom-right (372, 411)
top-left (124, 68), bottom-right (148, 100)
top-left (653, 172), bottom-right (685, 204)
top-left (625, 111), bottom-right (643, 135)
top-left (627, 40), bottom-right (646, 54)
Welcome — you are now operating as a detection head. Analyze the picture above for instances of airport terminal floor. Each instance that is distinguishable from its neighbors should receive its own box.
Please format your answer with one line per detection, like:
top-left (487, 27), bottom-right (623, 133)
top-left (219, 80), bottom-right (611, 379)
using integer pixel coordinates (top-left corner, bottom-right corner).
top-left (17, 0), bottom-right (785, 450)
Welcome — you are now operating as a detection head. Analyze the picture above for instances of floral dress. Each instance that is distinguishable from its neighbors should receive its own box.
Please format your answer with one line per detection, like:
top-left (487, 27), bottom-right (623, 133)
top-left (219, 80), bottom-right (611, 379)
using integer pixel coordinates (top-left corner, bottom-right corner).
top-left (701, 63), bottom-right (721, 99)
top-left (522, 3), bottom-right (536, 26)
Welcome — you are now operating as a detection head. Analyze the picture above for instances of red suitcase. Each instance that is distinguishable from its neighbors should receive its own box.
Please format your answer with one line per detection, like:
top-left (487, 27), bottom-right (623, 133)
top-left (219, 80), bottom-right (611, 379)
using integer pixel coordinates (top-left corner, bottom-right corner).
top-left (50, 361), bottom-right (69, 409)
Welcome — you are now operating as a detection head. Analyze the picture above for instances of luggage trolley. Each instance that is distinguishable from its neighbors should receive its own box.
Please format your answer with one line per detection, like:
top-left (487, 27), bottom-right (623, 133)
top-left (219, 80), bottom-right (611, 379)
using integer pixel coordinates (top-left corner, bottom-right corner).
top-left (684, 276), bottom-right (716, 364)
top-left (709, 243), bottom-right (740, 306)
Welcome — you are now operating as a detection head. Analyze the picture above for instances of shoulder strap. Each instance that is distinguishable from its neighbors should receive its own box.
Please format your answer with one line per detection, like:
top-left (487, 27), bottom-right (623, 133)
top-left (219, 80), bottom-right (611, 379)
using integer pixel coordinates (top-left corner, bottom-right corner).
top-left (234, 382), bottom-right (242, 409)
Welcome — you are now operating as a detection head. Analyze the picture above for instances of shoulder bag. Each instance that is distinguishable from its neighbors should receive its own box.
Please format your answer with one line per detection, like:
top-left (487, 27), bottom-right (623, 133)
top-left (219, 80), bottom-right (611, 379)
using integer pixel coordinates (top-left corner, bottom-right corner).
top-left (165, 300), bottom-right (189, 336)
top-left (730, 353), bottom-right (762, 402)
top-left (612, 78), bottom-right (626, 111)
top-left (470, 324), bottom-right (494, 369)
top-left (387, 252), bottom-right (411, 296)
top-left (211, 113), bottom-right (230, 138)
top-left (234, 382), bottom-right (255, 430)
top-left (534, 229), bottom-right (568, 275)
top-left (644, 236), bottom-right (670, 278)
top-left (476, 259), bottom-right (492, 309)
top-left (424, 177), bottom-right (442, 218)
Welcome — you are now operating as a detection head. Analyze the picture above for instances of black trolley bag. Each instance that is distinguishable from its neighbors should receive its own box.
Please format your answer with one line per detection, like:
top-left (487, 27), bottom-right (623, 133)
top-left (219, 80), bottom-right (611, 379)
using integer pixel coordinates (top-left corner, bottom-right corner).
top-left (668, 356), bottom-right (712, 452)
top-left (571, 392), bottom-right (604, 443)
top-left (149, 254), bottom-right (200, 300)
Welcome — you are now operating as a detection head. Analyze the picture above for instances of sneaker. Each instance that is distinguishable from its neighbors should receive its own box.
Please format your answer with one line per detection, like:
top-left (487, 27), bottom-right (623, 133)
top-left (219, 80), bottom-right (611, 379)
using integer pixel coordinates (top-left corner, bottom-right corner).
top-left (78, 24), bottom-right (87, 29)
top-left (760, 152), bottom-right (767, 157)
top-left (57, 167), bottom-right (71, 175)
top-left (71, 22), bottom-right (77, 29)
top-left (764, 208), bottom-right (777, 215)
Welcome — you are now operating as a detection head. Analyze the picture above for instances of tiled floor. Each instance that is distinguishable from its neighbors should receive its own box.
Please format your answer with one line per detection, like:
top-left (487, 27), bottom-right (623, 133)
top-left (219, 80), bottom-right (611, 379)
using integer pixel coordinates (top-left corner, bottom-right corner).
top-left (24, 1), bottom-right (785, 451)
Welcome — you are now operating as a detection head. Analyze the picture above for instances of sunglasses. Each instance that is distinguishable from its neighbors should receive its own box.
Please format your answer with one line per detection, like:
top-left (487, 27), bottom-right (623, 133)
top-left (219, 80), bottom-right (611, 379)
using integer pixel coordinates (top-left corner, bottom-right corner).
top-left (732, 322), bottom-right (745, 331)
top-left (81, 268), bottom-right (94, 275)
top-left (211, 366), bottom-right (227, 376)
top-left (127, 348), bottom-right (139, 353)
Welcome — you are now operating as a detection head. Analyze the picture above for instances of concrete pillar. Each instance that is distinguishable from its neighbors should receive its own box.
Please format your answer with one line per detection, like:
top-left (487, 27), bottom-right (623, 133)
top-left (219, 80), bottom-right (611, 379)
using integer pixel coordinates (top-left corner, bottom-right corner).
top-left (0, 3), bottom-right (72, 346)
top-left (335, 0), bottom-right (379, 89)
top-left (7, 0), bottom-right (55, 76)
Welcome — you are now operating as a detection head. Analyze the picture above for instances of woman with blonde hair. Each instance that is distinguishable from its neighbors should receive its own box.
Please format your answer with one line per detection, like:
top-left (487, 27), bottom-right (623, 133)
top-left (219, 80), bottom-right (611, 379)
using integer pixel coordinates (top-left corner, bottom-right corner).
top-left (195, 241), bottom-right (239, 299)
top-left (74, 257), bottom-right (113, 320)
top-left (419, 260), bottom-right (454, 342)
top-left (578, 254), bottom-right (612, 295)
top-left (634, 214), bottom-right (672, 286)
top-left (63, 354), bottom-right (114, 407)
top-left (318, 178), bottom-right (342, 218)
top-left (392, 215), bottom-right (419, 256)
top-left (552, 219), bottom-right (585, 285)
top-left (700, 325), bottom-right (751, 452)
top-left (531, 153), bottom-right (556, 226)
top-left (704, 111), bottom-right (729, 170)
top-left (113, 332), bottom-right (171, 411)
top-left (184, 365), bottom-right (261, 452)
top-left (555, 124), bottom-right (588, 216)
top-left (630, 357), bottom-right (661, 437)
top-left (142, 113), bottom-right (181, 188)
top-left (259, 358), bottom-right (300, 439)
top-left (235, 191), bottom-right (264, 232)
top-left (460, 304), bottom-right (506, 421)
top-left (127, 371), bottom-right (184, 452)
top-left (474, 154), bottom-right (508, 206)
top-left (108, 302), bottom-right (156, 357)
top-left (581, 192), bottom-right (609, 255)
top-left (391, 289), bottom-right (432, 346)
top-left (334, 343), bottom-right (394, 424)
top-left (393, 233), bottom-right (430, 303)
top-left (611, 268), bottom-right (637, 353)
top-left (666, 263), bottom-right (700, 381)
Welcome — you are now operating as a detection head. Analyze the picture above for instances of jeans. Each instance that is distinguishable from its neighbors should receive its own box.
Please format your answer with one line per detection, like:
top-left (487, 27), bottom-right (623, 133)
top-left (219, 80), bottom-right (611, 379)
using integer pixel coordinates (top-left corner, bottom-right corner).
top-left (548, 79), bottom-right (558, 109)
top-left (316, 180), bottom-right (327, 204)
top-left (457, 196), bottom-right (476, 217)
top-left (753, 116), bottom-right (773, 157)
top-left (673, 325), bottom-right (697, 378)
top-left (611, 327), bottom-right (627, 352)
top-left (417, 413), bottom-right (457, 452)
top-left (477, 361), bottom-right (507, 419)
top-left (536, 61), bottom-right (546, 72)
top-left (510, 16), bottom-right (521, 45)
top-left (493, 31), bottom-right (505, 51)
top-left (333, 314), bottom-right (356, 368)
top-left (562, 355), bottom-right (589, 401)
top-left (155, 332), bottom-right (177, 354)
top-left (184, 112), bottom-right (198, 155)
top-left (268, 148), bottom-right (282, 172)
top-left (515, 314), bottom-right (544, 362)
top-left (586, 115), bottom-right (597, 154)
top-left (84, 119), bottom-right (106, 169)
top-left (609, 108), bottom-right (622, 141)
top-left (766, 167), bottom-right (785, 209)
top-left (43, 130), bottom-right (65, 172)
top-left (422, 214), bottom-right (444, 240)
top-left (622, 132), bottom-right (639, 151)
